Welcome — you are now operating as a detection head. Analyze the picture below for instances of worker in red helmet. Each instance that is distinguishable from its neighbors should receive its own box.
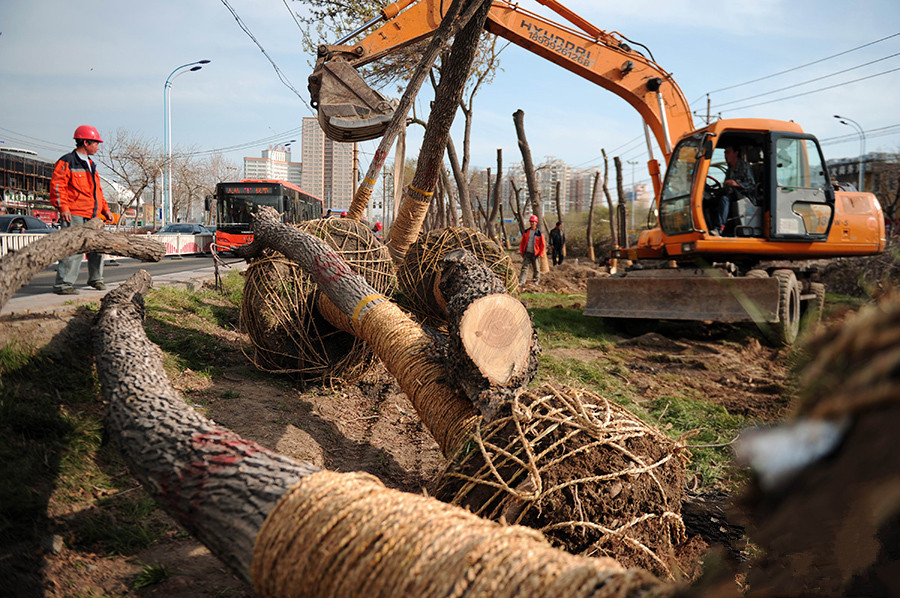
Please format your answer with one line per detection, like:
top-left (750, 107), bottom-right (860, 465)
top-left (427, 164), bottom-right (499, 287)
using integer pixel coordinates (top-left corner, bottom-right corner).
top-left (49, 125), bottom-right (113, 295)
top-left (518, 214), bottom-right (545, 286)
top-left (372, 221), bottom-right (383, 242)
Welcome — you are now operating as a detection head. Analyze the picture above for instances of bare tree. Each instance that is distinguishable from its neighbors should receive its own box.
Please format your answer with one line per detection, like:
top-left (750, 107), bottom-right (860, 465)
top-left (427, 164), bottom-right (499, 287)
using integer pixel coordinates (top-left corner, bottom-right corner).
top-left (98, 130), bottom-right (166, 229)
top-left (586, 171), bottom-right (601, 261)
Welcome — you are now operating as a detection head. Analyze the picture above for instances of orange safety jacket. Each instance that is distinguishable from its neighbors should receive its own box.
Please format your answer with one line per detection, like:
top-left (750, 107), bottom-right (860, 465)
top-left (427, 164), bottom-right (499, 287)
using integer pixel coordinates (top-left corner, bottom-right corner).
top-left (49, 150), bottom-right (110, 219)
top-left (519, 228), bottom-right (545, 257)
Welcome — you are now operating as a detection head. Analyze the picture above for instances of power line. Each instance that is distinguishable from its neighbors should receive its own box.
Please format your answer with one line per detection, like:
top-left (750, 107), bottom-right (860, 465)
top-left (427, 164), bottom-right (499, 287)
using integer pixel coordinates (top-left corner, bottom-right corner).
top-left (188, 126), bottom-right (304, 157)
top-left (696, 31), bottom-right (900, 101)
top-left (711, 52), bottom-right (900, 110)
top-left (218, 0), bottom-right (313, 111)
top-left (717, 66), bottom-right (900, 113)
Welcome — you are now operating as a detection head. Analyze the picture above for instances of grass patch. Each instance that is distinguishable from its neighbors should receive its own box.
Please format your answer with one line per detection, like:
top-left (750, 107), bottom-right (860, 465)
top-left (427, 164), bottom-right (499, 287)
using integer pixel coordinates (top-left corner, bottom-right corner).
top-left (132, 563), bottom-right (172, 590)
top-left (647, 395), bottom-right (749, 491)
top-left (67, 493), bottom-right (168, 555)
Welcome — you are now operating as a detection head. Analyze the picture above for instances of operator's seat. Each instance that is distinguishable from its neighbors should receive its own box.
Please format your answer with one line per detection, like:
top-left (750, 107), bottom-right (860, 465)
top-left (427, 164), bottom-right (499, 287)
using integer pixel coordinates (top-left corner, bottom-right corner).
top-left (731, 146), bottom-right (764, 237)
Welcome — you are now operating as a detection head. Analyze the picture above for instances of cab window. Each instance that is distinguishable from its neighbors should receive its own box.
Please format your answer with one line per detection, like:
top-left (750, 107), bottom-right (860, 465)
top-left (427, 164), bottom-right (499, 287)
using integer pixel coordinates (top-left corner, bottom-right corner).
top-left (659, 138), bottom-right (702, 235)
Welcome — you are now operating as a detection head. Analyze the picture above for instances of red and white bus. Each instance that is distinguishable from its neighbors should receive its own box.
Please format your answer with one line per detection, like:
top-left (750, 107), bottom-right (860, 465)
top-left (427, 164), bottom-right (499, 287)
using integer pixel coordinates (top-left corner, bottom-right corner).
top-left (213, 179), bottom-right (324, 251)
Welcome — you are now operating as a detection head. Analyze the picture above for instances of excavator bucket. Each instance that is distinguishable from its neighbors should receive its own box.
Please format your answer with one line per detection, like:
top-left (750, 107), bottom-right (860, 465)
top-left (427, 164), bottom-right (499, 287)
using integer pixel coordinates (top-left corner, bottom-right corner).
top-left (308, 60), bottom-right (396, 142)
top-left (584, 272), bottom-right (781, 323)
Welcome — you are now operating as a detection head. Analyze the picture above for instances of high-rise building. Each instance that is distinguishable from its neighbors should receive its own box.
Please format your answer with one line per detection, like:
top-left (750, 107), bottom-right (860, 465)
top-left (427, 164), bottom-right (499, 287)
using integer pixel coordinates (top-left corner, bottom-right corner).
top-left (243, 146), bottom-right (302, 186)
top-left (301, 117), bottom-right (355, 210)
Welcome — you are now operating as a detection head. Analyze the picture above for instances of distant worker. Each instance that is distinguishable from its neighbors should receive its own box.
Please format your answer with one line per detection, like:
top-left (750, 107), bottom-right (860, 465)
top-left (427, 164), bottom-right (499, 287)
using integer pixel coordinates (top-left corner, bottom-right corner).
top-left (549, 221), bottom-right (566, 266)
top-left (325, 208), bottom-right (333, 218)
top-left (49, 125), bottom-right (113, 295)
top-left (709, 145), bottom-right (754, 236)
top-left (372, 221), bottom-right (383, 242)
top-left (341, 211), bottom-right (348, 218)
top-left (518, 215), bottom-right (545, 286)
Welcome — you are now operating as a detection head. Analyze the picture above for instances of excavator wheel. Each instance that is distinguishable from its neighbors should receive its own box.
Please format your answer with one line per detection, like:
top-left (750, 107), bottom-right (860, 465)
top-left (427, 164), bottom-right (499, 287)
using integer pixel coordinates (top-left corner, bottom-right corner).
top-left (804, 282), bottom-right (826, 324)
top-left (772, 269), bottom-right (800, 345)
top-left (744, 269), bottom-right (769, 279)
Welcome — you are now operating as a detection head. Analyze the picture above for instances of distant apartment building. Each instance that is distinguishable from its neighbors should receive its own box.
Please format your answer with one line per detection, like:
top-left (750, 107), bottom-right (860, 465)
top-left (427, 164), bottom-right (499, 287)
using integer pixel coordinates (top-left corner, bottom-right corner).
top-left (243, 146), bottom-right (302, 186)
top-left (300, 117), bottom-right (355, 210)
top-left (505, 160), bottom-right (602, 219)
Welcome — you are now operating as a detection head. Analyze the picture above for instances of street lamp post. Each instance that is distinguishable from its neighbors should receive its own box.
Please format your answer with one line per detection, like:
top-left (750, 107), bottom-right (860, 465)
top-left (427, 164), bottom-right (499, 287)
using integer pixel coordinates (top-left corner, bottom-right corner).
top-left (164, 59), bottom-right (210, 226)
top-left (834, 114), bottom-right (866, 192)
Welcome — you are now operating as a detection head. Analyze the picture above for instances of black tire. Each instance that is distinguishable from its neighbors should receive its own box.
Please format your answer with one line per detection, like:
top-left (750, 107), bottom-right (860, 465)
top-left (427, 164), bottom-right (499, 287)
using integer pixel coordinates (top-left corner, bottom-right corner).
top-left (806, 282), bottom-right (826, 323)
top-left (772, 269), bottom-right (800, 345)
top-left (744, 269), bottom-right (769, 279)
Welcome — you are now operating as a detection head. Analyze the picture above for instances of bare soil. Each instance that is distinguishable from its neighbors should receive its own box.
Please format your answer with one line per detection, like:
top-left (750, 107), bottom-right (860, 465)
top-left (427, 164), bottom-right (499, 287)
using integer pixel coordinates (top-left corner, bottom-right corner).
top-left (0, 258), bottom-right (821, 596)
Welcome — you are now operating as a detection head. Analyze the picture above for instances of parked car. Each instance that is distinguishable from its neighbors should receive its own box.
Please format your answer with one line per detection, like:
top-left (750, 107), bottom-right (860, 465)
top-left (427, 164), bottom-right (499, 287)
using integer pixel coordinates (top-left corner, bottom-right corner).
top-left (153, 223), bottom-right (215, 235)
top-left (0, 214), bottom-right (53, 234)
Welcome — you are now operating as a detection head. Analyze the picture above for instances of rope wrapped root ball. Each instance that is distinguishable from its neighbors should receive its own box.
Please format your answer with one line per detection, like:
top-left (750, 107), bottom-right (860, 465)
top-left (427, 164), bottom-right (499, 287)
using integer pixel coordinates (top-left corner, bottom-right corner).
top-left (241, 218), bottom-right (396, 381)
top-left (432, 384), bottom-right (693, 580)
top-left (397, 227), bottom-right (518, 325)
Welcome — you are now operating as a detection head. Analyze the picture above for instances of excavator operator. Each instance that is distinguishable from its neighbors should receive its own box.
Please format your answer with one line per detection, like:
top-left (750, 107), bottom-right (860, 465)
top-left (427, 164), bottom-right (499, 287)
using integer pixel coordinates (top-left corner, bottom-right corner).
top-left (709, 145), bottom-right (755, 236)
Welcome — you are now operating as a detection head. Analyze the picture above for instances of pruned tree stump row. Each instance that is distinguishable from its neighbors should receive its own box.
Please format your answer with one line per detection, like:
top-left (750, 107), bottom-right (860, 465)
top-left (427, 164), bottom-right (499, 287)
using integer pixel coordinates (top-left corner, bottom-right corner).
top-left (238, 217), bottom-right (396, 381)
top-left (0, 217), bottom-right (165, 310)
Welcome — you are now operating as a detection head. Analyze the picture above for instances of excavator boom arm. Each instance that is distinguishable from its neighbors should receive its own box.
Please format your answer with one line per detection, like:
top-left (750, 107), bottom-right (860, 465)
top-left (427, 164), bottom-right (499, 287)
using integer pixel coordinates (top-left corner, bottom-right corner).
top-left (313, 0), bottom-right (693, 160)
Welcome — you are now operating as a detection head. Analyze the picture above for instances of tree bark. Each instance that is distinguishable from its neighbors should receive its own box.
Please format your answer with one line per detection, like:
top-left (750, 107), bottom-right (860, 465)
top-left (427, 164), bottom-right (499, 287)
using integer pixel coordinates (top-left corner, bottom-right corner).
top-left (446, 137), bottom-right (476, 228)
top-left (586, 171), bottom-right (600, 262)
top-left (486, 149), bottom-right (503, 242)
top-left (0, 218), bottom-right (165, 311)
top-left (93, 271), bottom-right (319, 583)
top-left (615, 156), bottom-right (628, 249)
top-left (345, 0), bottom-right (472, 221)
top-left (386, 0), bottom-right (494, 263)
top-left (602, 150), bottom-right (618, 251)
top-left (440, 164), bottom-right (460, 227)
top-left (513, 109), bottom-right (550, 273)
top-left (93, 271), bottom-right (664, 598)
top-left (439, 250), bottom-right (539, 420)
top-left (510, 180), bottom-right (525, 234)
top-left (554, 180), bottom-right (563, 225)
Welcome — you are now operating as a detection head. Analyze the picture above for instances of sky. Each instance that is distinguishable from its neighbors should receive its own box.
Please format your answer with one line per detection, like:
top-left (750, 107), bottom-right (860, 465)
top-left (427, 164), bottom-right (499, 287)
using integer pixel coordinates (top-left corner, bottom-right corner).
top-left (2, 0), bottom-right (899, 191)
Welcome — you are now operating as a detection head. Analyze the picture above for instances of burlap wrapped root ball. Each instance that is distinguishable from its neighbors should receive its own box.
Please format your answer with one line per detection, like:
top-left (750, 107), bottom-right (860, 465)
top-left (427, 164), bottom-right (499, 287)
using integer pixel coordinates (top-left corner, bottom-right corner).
top-left (397, 227), bottom-right (518, 326)
top-left (241, 217), bottom-right (396, 381)
top-left (432, 384), bottom-right (694, 580)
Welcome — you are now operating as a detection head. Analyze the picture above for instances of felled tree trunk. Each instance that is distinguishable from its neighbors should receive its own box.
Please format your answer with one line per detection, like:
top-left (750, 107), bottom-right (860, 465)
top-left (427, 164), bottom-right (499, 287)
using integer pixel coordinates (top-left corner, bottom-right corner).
top-left (602, 149), bottom-right (618, 272)
top-left (93, 271), bottom-right (671, 597)
top-left (93, 270), bottom-right (319, 581)
top-left (439, 250), bottom-right (539, 420)
top-left (0, 218), bottom-right (165, 310)
top-left (244, 207), bottom-right (480, 457)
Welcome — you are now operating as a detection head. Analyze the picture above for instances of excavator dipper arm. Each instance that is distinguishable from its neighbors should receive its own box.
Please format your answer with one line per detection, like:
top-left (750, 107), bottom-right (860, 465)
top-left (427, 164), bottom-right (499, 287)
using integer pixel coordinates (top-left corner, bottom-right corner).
top-left (309, 0), bottom-right (693, 161)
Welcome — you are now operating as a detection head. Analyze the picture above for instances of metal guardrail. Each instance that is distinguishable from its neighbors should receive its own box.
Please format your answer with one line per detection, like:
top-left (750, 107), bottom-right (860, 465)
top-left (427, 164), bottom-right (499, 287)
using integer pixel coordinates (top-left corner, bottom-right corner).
top-left (0, 233), bottom-right (48, 258)
top-left (0, 232), bottom-right (215, 259)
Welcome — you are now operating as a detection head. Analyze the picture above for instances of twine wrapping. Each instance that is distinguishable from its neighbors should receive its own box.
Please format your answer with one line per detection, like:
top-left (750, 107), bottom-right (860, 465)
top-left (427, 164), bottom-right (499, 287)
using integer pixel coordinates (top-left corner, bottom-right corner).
top-left (398, 227), bottom-right (518, 326)
top-left (796, 293), bottom-right (900, 419)
top-left (356, 300), bottom-right (479, 456)
top-left (251, 470), bottom-right (670, 598)
top-left (434, 384), bottom-right (689, 579)
top-left (386, 189), bottom-right (432, 263)
top-left (241, 218), bottom-right (396, 381)
top-left (347, 182), bottom-right (375, 221)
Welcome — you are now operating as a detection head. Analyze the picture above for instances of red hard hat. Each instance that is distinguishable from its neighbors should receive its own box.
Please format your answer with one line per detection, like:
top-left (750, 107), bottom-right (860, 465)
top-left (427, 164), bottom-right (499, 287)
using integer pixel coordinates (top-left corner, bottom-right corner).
top-left (529, 215), bottom-right (539, 223)
top-left (341, 211), bottom-right (348, 217)
top-left (73, 125), bottom-right (103, 143)
top-left (374, 222), bottom-right (383, 231)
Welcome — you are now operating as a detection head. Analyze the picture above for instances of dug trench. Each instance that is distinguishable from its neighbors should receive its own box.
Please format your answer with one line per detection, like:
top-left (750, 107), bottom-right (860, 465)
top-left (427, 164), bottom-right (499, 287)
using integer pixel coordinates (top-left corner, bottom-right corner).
top-left (0, 259), bottom-right (836, 597)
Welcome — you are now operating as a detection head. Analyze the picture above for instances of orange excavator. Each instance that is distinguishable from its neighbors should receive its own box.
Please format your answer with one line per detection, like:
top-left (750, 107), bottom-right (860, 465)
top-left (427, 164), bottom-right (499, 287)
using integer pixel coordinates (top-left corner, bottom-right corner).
top-left (308, 0), bottom-right (885, 344)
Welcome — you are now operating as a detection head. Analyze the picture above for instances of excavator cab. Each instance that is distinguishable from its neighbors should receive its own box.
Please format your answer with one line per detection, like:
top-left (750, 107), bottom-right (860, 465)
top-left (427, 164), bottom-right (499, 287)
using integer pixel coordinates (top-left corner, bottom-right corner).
top-left (658, 125), bottom-right (838, 244)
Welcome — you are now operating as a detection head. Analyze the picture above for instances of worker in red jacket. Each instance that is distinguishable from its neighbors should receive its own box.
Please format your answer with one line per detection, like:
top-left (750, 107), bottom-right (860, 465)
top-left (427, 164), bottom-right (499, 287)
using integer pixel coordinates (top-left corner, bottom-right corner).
top-left (49, 125), bottom-right (113, 295)
top-left (518, 214), bottom-right (545, 286)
